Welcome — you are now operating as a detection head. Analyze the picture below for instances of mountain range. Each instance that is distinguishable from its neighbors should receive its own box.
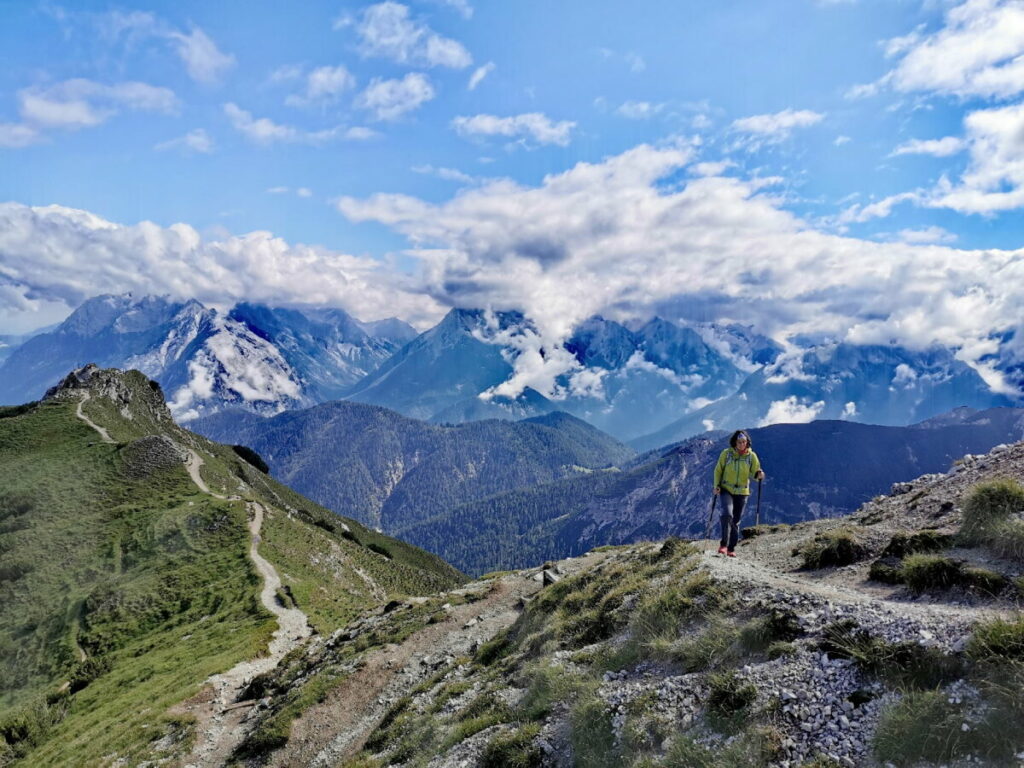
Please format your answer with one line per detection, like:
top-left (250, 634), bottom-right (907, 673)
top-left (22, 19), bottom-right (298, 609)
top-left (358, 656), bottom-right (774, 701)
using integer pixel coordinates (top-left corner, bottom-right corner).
top-left (1, 294), bottom-right (1019, 444)
top-left (0, 294), bottom-right (415, 421)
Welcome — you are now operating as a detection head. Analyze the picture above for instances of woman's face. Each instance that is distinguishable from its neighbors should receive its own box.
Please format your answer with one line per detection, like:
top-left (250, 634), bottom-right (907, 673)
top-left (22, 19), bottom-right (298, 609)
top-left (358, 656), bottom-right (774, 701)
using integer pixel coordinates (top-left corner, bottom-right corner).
top-left (735, 435), bottom-right (749, 451)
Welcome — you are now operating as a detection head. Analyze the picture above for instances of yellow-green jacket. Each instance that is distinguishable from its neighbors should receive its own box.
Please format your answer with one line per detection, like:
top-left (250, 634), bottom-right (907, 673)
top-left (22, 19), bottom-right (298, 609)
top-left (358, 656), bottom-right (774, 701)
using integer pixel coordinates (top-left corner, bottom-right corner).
top-left (714, 447), bottom-right (761, 496)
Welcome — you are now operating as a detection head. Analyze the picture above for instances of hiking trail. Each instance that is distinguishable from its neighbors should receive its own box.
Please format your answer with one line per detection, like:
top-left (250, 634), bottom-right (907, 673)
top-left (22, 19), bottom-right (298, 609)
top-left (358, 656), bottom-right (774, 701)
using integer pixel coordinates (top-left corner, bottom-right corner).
top-left (173, 453), bottom-right (312, 766)
top-left (75, 391), bottom-right (114, 444)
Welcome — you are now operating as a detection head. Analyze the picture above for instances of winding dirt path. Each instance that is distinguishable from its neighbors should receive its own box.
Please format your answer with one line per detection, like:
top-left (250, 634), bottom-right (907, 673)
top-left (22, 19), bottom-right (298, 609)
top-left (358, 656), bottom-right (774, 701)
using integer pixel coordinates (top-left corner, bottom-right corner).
top-left (75, 391), bottom-right (114, 444)
top-left (170, 453), bottom-right (311, 766)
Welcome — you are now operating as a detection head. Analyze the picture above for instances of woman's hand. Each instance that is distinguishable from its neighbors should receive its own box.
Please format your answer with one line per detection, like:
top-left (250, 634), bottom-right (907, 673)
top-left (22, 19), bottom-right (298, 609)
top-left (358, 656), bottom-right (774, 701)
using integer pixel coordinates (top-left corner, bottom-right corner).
top-left (754, 470), bottom-right (765, 481)
top-left (713, 486), bottom-right (721, 495)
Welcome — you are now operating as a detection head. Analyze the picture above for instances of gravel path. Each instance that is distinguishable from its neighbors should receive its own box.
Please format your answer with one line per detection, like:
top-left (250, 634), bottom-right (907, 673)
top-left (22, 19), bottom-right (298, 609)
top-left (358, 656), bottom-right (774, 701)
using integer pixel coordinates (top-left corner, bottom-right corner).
top-left (172, 449), bottom-right (312, 767)
top-left (75, 391), bottom-right (114, 444)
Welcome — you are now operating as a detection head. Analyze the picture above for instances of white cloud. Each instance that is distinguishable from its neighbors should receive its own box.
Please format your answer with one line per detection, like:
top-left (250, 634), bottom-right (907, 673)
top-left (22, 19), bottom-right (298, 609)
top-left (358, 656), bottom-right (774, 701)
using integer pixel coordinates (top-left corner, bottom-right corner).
top-left (617, 101), bottom-right (665, 119)
top-left (355, 73), bottom-right (436, 121)
top-left (0, 123), bottom-right (41, 148)
top-left (412, 164), bottom-right (476, 183)
top-left (451, 112), bottom-right (575, 146)
top-left (167, 26), bottom-right (235, 84)
top-left (842, 401), bottom-right (857, 418)
top-left (266, 186), bottom-right (290, 194)
top-left (224, 103), bottom-right (365, 144)
top-left (730, 109), bottom-right (825, 150)
top-left (691, 160), bottom-right (735, 177)
top-left (834, 135), bottom-right (851, 146)
top-left (468, 62), bottom-right (495, 90)
top-left (224, 103), bottom-right (297, 143)
top-left (0, 202), bottom-right (444, 332)
top-left (839, 191), bottom-right (919, 223)
top-left (336, 142), bottom-right (1024, 399)
top-left (285, 65), bottom-right (357, 107)
top-left (926, 101), bottom-right (1024, 213)
top-left (625, 53), bottom-right (646, 72)
top-left (4, 79), bottom-right (178, 145)
top-left (878, 0), bottom-right (1024, 100)
top-left (890, 136), bottom-right (966, 157)
top-left (437, 0), bottom-right (473, 18)
top-left (759, 396), bottom-right (825, 426)
top-left (269, 64), bottom-right (304, 83)
top-left (896, 226), bottom-right (957, 244)
top-left (155, 128), bottom-right (213, 154)
top-left (296, 187), bottom-right (313, 198)
top-left (53, 11), bottom-right (234, 86)
top-left (344, 126), bottom-right (379, 140)
top-left (355, 2), bottom-right (472, 69)
top-left (891, 362), bottom-right (918, 387)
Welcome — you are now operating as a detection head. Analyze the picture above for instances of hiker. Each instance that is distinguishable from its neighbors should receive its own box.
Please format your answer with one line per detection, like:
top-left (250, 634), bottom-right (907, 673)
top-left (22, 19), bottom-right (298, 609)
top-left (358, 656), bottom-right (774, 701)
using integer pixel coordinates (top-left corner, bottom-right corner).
top-left (713, 430), bottom-right (765, 557)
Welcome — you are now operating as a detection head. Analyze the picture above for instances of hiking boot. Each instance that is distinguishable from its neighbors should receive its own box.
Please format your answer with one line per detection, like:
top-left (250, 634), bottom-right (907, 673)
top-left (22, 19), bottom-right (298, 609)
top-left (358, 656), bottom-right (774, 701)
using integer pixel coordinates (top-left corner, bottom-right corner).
top-left (726, 551), bottom-right (737, 558)
top-left (717, 546), bottom-right (728, 555)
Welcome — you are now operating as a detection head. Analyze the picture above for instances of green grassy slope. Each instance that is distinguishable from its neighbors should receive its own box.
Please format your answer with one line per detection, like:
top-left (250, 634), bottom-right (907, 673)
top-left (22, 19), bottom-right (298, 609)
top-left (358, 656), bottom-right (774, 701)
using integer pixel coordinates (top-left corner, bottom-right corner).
top-left (0, 368), bottom-right (462, 767)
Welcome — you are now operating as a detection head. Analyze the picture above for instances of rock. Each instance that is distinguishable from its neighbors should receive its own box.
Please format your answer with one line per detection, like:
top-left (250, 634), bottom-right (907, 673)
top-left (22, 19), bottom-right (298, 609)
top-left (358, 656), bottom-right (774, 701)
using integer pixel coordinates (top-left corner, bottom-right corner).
top-left (542, 569), bottom-right (562, 586)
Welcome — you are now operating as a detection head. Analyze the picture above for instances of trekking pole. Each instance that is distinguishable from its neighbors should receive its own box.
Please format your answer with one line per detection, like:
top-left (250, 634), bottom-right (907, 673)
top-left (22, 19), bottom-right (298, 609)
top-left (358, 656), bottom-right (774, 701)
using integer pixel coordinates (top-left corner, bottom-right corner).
top-left (755, 479), bottom-right (763, 527)
top-left (704, 492), bottom-right (718, 550)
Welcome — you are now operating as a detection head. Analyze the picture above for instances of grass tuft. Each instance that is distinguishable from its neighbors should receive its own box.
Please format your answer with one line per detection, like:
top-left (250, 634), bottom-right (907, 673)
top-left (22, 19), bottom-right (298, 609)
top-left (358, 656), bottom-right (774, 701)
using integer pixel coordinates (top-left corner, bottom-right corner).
top-left (873, 690), bottom-right (975, 766)
top-left (798, 528), bottom-right (868, 569)
top-left (480, 723), bottom-right (543, 768)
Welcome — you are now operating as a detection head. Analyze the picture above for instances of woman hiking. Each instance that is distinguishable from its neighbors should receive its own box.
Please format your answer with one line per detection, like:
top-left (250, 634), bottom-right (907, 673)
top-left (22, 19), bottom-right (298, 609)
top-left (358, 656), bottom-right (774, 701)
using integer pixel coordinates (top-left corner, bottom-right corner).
top-left (713, 430), bottom-right (765, 557)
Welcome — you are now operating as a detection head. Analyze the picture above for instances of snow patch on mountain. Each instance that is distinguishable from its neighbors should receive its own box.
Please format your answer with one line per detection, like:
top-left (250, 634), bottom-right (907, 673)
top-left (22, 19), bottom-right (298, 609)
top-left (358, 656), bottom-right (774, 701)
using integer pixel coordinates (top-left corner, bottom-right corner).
top-left (169, 317), bottom-right (303, 421)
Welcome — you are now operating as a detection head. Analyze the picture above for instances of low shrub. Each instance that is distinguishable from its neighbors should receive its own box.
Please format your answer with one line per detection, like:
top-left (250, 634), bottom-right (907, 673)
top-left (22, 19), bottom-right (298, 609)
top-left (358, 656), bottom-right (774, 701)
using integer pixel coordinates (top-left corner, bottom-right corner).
top-left (799, 528), bottom-right (868, 569)
top-left (706, 670), bottom-right (757, 720)
top-left (872, 690), bottom-right (976, 766)
top-left (901, 554), bottom-right (965, 592)
top-left (570, 692), bottom-right (617, 768)
top-left (231, 444), bottom-right (269, 473)
top-left (767, 641), bottom-right (797, 659)
top-left (967, 616), bottom-right (1024, 662)
top-left (820, 620), bottom-right (961, 689)
top-left (366, 543), bottom-right (392, 559)
top-left (480, 723), bottom-right (543, 768)
top-left (962, 479), bottom-right (1024, 535)
top-left (880, 530), bottom-right (954, 558)
top-left (901, 554), bottom-right (1006, 595)
top-left (868, 558), bottom-right (904, 584)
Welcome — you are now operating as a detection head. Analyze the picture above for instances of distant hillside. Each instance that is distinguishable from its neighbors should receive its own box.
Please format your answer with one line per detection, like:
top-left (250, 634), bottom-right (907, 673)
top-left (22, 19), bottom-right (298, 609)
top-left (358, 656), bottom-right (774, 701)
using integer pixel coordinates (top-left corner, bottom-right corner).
top-left (401, 409), bottom-right (1024, 574)
top-left (0, 365), bottom-right (460, 766)
top-left (190, 404), bottom-right (635, 532)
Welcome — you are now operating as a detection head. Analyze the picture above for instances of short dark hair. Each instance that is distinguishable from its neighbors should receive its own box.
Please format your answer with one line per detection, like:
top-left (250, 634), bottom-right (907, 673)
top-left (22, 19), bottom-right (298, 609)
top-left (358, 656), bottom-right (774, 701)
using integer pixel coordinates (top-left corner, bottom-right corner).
top-left (729, 430), bottom-right (751, 448)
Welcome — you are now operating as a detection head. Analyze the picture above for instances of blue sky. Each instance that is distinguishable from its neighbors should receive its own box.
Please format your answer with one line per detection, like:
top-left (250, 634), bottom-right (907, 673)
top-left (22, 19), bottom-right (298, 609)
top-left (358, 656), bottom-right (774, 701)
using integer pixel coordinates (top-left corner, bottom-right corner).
top-left (1, 0), bottom-right (1006, 251)
top-left (3, 0), bottom-right (1024, 398)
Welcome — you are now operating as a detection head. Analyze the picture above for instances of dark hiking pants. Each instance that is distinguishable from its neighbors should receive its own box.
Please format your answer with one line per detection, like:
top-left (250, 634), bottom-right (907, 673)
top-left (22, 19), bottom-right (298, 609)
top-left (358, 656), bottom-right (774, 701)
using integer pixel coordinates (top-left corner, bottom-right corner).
top-left (719, 490), bottom-right (747, 552)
